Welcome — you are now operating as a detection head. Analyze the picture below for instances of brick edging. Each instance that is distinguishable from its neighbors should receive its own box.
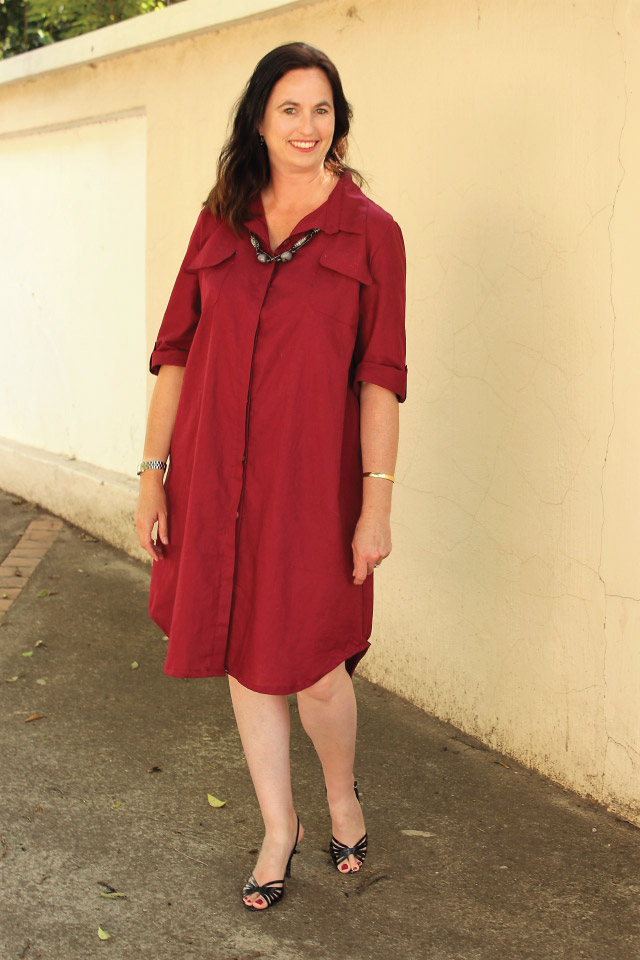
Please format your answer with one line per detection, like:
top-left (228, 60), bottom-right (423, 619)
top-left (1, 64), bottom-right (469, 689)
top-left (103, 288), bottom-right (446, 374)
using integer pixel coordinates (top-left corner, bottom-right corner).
top-left (0, 517), bottom-right (64, 618)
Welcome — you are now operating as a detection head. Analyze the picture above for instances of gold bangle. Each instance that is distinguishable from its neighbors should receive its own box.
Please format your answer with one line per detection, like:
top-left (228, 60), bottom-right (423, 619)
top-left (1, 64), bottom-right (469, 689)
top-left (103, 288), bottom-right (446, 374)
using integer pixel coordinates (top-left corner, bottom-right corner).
top-left (362, 472), bottom-right (395, 482)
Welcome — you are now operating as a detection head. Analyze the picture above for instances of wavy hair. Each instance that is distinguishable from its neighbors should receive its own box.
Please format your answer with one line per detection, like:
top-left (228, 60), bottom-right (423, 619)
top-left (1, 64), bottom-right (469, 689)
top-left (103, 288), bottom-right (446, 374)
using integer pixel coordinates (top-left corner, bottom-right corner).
top-left (204, 42), bottom-right (366, 235)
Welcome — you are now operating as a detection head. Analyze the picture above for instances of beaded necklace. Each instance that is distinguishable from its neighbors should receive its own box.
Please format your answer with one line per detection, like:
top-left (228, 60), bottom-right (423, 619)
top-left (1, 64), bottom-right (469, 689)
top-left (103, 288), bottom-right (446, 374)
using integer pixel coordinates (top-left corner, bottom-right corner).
top-left (249, 228), bottom-right (320, 264)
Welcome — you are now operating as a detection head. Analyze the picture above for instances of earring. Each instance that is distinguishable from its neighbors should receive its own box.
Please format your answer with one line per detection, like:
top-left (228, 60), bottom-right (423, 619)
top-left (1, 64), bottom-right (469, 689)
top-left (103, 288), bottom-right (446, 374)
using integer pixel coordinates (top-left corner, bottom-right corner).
top-left (259, 134), bottom-right (265, 145)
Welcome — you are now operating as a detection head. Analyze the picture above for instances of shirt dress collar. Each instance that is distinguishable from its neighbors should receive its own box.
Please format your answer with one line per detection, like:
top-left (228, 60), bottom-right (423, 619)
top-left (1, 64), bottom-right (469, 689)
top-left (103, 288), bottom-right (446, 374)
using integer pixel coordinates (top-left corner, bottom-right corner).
top-left (186, 170), bottom-right (368, 271)
top-left (244, 169), bottom-right (367, 243)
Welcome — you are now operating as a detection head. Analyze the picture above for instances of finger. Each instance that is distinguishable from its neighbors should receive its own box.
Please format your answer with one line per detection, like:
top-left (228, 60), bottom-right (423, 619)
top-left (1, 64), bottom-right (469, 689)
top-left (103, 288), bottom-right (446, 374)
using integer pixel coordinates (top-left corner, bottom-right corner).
top-left (157, 512), bottom-right (169, 545)
top-left (352, 557), bottom-right (368, 585)
top-left (141, 531), bottom-right (163, 561)
top-left (152, 533), bottom-right (165, 559)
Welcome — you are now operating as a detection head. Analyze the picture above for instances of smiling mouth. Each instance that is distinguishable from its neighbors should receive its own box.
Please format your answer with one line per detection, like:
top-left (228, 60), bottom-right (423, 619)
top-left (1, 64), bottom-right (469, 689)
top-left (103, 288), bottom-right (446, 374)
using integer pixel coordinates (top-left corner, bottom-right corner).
top-left (289, 140), bottom-right (318, 150)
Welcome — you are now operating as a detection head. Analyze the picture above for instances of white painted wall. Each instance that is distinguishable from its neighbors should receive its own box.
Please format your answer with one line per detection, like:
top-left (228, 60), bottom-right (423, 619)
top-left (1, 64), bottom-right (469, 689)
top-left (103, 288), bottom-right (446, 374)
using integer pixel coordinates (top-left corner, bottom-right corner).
top-left (0, 111), bottom-right (146, 474)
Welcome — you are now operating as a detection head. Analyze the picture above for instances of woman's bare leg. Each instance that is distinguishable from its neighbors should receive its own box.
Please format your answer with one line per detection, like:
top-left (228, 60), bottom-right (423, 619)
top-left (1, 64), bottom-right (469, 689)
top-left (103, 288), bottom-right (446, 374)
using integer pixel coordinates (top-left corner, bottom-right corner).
top-left (296, 662), bottom-right (366, 872)
top-left (227, 674), bottom-right (305, 908)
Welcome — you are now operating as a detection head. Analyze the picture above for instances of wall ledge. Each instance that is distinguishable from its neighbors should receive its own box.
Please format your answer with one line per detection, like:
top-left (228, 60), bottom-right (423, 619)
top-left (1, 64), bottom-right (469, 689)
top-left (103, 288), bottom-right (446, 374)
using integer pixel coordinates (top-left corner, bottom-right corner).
top-left (0, 0), bottom-right (320, 88)
top-left (0, 435), bottom-right (148, 563)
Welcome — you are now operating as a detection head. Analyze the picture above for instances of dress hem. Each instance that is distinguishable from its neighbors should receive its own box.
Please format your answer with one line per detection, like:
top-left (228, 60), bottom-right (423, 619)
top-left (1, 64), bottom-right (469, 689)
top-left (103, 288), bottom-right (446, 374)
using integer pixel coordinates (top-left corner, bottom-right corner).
top-left (163, 639), bottom-right (371, 694)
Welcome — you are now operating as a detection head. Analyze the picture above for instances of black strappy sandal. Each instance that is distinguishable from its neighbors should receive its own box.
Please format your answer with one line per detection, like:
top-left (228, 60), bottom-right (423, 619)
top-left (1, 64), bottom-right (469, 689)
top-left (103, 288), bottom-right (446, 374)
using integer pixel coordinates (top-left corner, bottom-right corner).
top-left (242, 814), bottom-right (301, 911)
top-left (327, 779), bottom-right (368, 874)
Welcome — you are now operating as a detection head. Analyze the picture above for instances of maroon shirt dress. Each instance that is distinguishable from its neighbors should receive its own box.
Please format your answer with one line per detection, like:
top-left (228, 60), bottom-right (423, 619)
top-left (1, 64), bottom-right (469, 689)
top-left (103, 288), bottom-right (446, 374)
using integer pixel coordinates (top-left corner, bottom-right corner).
top-left (148, 171), bottom-right (408, 694)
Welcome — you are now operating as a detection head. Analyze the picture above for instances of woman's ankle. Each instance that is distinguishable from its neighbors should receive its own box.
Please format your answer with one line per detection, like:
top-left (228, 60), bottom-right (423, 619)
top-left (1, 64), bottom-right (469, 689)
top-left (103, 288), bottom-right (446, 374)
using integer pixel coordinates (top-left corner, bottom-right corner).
top-left (262, 811), bottom-right (298, 840)
top-left (326, 778), bottom-right (357, 807)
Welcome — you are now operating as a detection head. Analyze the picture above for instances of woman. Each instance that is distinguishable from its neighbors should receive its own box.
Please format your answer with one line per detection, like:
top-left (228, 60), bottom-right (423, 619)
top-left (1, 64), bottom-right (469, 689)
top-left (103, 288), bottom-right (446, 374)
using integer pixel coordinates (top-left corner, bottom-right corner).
top-left (135, 41), bottom-right (408, 911)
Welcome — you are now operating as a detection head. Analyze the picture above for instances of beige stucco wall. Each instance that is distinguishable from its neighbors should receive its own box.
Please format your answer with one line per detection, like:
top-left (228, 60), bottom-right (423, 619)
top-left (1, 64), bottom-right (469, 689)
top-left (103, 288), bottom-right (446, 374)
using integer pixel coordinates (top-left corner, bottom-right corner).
top-left (0, 0), bottom-right (638, 824)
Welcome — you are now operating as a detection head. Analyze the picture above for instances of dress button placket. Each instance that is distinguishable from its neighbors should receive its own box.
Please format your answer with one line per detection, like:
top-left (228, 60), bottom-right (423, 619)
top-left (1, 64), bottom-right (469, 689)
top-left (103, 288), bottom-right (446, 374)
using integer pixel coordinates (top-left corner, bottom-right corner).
top-left (234, 263), bottom-right (274, 527)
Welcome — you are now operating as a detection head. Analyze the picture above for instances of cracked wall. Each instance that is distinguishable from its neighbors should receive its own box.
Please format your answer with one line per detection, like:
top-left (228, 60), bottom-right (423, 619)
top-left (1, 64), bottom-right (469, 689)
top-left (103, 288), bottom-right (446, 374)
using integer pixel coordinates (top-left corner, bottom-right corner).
top-left (367, 0), bottom-right (639, 825)
top-left (0, 0), bottom-right (637, 823)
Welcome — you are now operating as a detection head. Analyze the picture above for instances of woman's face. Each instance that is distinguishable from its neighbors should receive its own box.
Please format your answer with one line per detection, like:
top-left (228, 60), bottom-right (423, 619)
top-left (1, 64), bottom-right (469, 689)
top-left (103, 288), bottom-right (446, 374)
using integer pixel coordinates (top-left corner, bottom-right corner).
top-left (258, 67), bottom-right (336, 175)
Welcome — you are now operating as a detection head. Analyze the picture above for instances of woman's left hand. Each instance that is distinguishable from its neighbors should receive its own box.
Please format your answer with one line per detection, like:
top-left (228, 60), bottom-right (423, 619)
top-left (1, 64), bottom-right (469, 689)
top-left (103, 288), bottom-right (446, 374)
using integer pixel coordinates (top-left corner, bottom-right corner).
top-left (352, 512), bottom-right (391, 585)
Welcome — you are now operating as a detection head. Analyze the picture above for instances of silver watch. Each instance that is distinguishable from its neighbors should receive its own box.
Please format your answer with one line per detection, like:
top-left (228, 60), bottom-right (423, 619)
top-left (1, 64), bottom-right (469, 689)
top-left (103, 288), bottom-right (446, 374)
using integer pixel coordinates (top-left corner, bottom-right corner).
top-left (137, 460), bottom-right (167, 476)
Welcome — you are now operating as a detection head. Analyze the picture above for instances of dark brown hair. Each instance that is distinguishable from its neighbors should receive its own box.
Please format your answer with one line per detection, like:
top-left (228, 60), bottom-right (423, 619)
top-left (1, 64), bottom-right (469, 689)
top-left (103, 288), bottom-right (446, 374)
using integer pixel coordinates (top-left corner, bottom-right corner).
top-left (204, 42), bottom-right (366, 235)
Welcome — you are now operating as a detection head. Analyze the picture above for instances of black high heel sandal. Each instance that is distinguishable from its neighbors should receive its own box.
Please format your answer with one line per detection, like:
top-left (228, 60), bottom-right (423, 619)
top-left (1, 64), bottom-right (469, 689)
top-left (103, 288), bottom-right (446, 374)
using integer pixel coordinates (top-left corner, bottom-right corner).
top-left (242, 814), bottom-right (301, 911)
top-left (327, 779), bottom-right (368, 874)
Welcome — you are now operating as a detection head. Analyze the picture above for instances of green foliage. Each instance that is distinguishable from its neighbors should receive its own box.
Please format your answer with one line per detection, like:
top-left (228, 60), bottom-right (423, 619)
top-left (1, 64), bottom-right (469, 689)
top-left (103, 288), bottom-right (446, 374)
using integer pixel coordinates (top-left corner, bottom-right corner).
top-left (1, 0), bottom-right (169, 59)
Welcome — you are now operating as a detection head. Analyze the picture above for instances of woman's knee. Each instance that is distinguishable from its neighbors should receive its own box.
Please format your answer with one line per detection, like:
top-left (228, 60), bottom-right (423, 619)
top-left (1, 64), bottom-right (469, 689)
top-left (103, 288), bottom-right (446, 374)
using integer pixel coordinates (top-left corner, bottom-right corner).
top-left (298, 663), bottom-right (347, 702)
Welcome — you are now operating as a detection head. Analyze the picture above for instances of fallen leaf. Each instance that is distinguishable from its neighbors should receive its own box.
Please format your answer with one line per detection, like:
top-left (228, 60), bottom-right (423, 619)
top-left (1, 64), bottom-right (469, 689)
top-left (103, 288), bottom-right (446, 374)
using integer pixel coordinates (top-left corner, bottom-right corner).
top-left (113, 801), bottom-right (121, 808)
top-left (207, 794), bottom-right (226, 807)
top-left (147, 765), bottom-right (162, 773)
top-left (131, 661), bottom-right (139, 669)
top-left (36, 590), bottom-right (49, 599)
top-left (99, 890), bottom-right (126, 898)
top-left (81, 533), bottom-right (99, 542)
top-left (36, 679), bottom-right (47, 685)
top-left (401, 829), bottom-right (436, 838)
top-left (34, 639), bottom-right (44, 647)
top-left (2, 593), bottom-right (7, 599)
top-left (162, 636), bottom-right (169, 642)
top-left (25, 713), bottom-right (44, 722)
top-left (97, 925), bottom-right (110, 940)
top-left (22, 651), bottom-right (33, 658)
top-left (5, 676), bottom-right (19, 683)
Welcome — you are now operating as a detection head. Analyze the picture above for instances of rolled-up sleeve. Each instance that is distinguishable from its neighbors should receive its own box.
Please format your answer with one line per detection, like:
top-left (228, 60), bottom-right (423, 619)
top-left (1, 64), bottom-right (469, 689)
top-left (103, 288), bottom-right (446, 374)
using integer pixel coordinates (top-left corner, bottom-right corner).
top-left (353, 218), bottom-right (408, 402)
top-left (149, 209), bottom-right (205, 376)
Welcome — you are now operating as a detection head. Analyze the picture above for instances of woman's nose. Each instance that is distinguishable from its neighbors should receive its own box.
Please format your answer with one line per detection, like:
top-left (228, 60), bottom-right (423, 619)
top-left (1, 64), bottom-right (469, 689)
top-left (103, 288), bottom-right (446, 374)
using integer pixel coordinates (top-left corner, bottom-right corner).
top-left (296, 113), bottom-right (316, 135)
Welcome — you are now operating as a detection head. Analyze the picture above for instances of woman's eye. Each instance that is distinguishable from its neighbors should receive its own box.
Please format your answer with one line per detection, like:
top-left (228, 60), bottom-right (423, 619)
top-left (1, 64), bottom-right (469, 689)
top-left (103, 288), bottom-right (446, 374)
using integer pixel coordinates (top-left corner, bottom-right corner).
top-left (282, 106), bottom-right (330, 115)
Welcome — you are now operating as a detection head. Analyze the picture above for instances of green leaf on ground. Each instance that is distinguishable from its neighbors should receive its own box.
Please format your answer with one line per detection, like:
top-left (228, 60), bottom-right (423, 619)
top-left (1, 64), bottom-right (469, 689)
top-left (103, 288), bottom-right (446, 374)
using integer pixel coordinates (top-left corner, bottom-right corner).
top-left (22, 651), bottom-right (34, 657)
top-left (207, 793), bottom-right (226, 807)
top-left (97, 925), bottom-right (111, 939)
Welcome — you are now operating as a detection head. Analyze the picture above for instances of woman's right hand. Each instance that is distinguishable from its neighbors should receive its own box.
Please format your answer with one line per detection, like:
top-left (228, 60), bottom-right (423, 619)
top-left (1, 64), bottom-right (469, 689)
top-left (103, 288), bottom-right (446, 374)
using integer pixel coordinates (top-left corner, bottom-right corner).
top-left (135, 474), bottom-right (169, 561)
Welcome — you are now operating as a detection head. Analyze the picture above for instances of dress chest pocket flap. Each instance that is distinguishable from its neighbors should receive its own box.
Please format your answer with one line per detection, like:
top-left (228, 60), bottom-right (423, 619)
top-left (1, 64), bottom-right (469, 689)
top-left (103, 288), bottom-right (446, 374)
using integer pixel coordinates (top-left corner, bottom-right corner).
top-left (312, 237), bottom-right (373, 324)
top-left (184, 228), bottom-right (237, 307)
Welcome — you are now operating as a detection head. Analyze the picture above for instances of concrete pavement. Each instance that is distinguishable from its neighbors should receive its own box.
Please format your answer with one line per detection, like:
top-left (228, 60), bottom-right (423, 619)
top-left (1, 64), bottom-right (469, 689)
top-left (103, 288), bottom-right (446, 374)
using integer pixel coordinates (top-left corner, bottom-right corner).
top-left (0, 488), bottom-right (639, 960)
